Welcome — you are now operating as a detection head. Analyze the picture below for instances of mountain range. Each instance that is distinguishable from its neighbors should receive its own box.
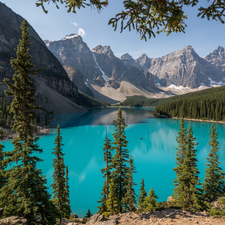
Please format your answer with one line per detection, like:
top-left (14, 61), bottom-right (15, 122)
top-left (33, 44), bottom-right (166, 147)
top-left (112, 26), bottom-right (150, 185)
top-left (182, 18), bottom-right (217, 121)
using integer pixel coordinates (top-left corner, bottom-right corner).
top-left (1, 1), bottom-right (225, 108)
top-left (45, 34), bottom-right (225, 103)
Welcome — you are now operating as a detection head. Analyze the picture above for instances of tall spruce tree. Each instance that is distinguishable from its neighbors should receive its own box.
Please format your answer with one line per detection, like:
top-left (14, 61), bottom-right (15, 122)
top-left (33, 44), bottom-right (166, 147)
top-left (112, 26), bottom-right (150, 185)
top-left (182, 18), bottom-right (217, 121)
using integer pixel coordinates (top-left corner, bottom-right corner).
top-left (122, 155), bottom-right (137, 212)
top-left (178, 125), bottom-right (202, 211)
top-left (98, 128), bottom-right (112, 214)
top-left (137, 178), bottom-right (147, 211)
top-left (51, 124), bottom-right (70, 222)
top-left (173, 118), bottom-right (187, 203)
top-left (111, 107), bottom-right (130, 212)
top-left (202, 124), bottom-right (225, 202)
top-left (0, 20), bottom-right (58, 224)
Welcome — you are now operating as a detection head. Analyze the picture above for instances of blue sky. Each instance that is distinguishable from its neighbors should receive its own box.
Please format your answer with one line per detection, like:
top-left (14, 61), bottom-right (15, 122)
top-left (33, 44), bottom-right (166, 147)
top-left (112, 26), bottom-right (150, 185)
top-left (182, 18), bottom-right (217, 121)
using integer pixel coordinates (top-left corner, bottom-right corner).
top-left (1, 0), bottom-right (225, 59)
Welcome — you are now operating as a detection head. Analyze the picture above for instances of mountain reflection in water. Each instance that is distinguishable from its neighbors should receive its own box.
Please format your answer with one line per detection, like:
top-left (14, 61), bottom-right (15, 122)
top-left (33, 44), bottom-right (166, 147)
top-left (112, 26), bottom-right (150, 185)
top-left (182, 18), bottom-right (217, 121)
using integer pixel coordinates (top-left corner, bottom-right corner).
top-left (51, 107), bottom-right (155, 128)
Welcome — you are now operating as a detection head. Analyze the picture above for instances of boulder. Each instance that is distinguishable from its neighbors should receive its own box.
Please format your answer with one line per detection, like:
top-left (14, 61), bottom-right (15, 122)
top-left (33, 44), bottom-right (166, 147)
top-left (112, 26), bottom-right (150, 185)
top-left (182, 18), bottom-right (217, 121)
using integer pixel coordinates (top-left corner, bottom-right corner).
top-left (86, 214), bottom-right (106, 224)
top-left (167, 196), bottom-right (175, 203)
top-left (0, 216), bottom-right (28, 224)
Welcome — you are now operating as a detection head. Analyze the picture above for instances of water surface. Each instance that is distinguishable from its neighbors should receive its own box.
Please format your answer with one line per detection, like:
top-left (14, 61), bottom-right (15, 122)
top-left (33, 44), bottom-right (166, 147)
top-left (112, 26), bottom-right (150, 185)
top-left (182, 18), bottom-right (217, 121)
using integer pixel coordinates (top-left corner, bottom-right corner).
top-left (1, 107), bottom-right (225, 217)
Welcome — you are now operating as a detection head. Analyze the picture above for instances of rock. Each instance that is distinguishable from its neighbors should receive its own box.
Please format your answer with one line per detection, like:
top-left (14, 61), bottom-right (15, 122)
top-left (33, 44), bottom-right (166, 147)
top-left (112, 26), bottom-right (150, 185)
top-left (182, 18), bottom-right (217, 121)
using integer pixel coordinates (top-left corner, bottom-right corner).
top-left (0, 216), bottom-right (28, 224)
top-left (61, 218), bottom-right (71, 224)
top-left (167, 196), bottom-right (175, 203)
top-left (86, 214), bottom-right (106, 224)
top-left (100, 218), bottom-right (118, 225)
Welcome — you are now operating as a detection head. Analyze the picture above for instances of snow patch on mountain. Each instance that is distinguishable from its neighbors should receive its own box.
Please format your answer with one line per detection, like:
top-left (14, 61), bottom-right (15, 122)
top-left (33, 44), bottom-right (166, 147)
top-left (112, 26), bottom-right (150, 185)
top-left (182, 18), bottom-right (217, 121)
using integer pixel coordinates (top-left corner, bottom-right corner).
top-left (92, 51), bottom-right (109, 84)
top-left (62, 34), bottom-right (79, 40)
top-left (168, 84), bottom-right (190, 90)
top-left (208, 77), bottom-right (225, 86)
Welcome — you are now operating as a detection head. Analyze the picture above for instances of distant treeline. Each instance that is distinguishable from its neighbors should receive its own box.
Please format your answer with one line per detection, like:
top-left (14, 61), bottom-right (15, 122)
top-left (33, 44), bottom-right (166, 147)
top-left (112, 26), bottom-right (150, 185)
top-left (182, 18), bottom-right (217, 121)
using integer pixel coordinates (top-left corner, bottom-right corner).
top-left (119, 96), bottom-right (167, 107)
top-left (154, 86), bottom-right (225, 121)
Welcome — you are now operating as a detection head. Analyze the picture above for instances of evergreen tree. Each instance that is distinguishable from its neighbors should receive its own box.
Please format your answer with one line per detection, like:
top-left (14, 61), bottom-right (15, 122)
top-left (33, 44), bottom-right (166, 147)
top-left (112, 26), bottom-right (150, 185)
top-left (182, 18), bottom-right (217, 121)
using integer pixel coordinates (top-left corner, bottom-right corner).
top-left (1, 20), bottom-right (58, 224)
top-left (173, 118), bottom-right (187, 202)
top-left (85, 209), bottom-right (92, 218)
top-left (122, 155), bottom-right (137, 212)
top-left (97, 181), bottom-right (108, 214)
top-left (98, 128), bottom-right (112, 214)
top-left (178, 125), bottom-right (202, 211)
top-left (64, 166), bottom-right (71, 218)
top-left (137, 178), bottom-right (147, 211)
top-left (0, 144), bottom-right (6, 189)
top-left (202, 124), bottom-right (225, 202)
top-left (51, 124), bottom-right (69, 222)
top-left (111, 107), bottom-right (130, 212)
top-left (105, 178), bottom-right (119, 215)
top-left (142, 188), bottom-right (159, 212)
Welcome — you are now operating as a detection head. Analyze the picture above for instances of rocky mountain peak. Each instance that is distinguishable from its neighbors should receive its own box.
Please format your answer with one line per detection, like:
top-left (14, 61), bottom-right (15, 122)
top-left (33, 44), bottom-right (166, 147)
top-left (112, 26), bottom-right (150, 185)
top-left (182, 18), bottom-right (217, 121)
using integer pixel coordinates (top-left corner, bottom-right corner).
top-left (92, 45), bottom-right (115, 58)
top-left (204, 45), bottom-right (225, 71)
top-left (62, 33), bottom-right (81, 41)
top-left (120, 53), bottom-right (133, 60)
top-left (119, 53), bottom-right (135, 67)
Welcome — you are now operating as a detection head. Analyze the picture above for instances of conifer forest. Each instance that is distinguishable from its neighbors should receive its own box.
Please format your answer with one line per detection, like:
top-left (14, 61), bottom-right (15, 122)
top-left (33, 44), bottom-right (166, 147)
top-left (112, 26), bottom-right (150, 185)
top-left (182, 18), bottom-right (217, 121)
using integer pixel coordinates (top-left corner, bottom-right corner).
top-left (1, 19), bottom-right (225, 224)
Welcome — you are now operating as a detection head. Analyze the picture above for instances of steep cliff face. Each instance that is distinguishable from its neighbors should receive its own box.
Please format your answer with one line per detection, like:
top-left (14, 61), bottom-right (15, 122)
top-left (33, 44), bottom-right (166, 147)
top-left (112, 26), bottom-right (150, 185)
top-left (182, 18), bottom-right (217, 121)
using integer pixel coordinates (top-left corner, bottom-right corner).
top-left (45, 37), bottom-right (156, 95)
top-left (120, 45), bottom-right (225, 88)
top-left (63, 65), bottom-right (93, 97)
top-left (45, 34), bottom-right (102, 83)
top-left (0, 2), bottom-right (79, 104)
top-left (204, 46), bottom-right (225, 72)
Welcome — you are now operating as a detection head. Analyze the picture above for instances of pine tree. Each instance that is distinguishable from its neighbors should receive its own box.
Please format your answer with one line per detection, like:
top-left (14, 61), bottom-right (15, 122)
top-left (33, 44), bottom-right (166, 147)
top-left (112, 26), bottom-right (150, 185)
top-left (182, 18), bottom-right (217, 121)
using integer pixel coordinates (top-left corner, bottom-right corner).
top-left (105, 178), bottom-right (119, 215)
top-left (51, 124), bottom-right (69, 222)
top-left (0, 144), bottom-right (6, 189)
top-left (137, 178), bottom-right (147, 211)
top-left (173, 118), bottom-right (187, 203)
top-left (202, 124), bottom-right (225, 202)
top-left (142, 188), bottom-right (159, 212)
top-left (178, 125), bottom-right (202, 211)
top-left (64, 166), bottom-right (71, 218)
top-left (122, 155), bottom-right (137, 212)
top-left (98, 128), bottom-right (112, 214)
top-left (1, 20), bottom-right (58, 224)
top-left (111, 107), bottom-right (130, 212)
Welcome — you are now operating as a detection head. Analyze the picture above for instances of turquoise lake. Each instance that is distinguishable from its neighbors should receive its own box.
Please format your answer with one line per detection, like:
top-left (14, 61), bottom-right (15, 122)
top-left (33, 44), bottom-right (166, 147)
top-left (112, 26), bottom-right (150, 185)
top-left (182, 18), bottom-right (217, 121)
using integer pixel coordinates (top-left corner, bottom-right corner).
top-left (1, 107), bottom-right (225, 217)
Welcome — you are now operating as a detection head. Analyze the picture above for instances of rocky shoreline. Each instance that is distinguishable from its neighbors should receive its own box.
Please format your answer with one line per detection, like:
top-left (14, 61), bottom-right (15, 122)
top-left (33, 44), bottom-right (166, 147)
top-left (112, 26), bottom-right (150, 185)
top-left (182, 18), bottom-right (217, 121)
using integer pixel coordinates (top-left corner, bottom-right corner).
top-left (172, 117), bottom-right (225, 124)
top-left (0, 209), bottom-right (224, 225)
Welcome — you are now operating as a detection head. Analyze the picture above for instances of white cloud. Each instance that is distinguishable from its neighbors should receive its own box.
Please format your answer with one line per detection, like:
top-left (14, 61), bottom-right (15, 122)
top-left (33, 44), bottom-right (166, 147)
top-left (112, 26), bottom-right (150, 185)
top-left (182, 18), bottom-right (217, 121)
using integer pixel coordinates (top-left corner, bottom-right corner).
top-left (70, 21), bottom-right (78, 26)
top-left (78, 28), bottom-right (86, 37)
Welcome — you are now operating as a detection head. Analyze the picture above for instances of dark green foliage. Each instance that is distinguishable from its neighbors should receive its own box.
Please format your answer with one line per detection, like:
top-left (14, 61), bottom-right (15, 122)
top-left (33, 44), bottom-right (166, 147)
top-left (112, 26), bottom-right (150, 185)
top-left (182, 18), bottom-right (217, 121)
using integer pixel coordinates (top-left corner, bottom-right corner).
top-left (85, 209), bottom-right (92, 218)
top-left (142, 188), bottom-right (159, 212)
top-left (51, 125), bottom-right (70, 221)
top-left (65, 166), bottom-right (71, 218)
top-left (0, 144), bottom-right (6, 189)
top-left (111, 107), bottom-right (130, 212)
top-left (0, 20), bottom-right (58, 225)
top-left (202, 124), bottom-right (225, 202)
top-left (137, 178), bottom-right (147, 211)
top-left (122, 155), bottom-right (137, 212)
top-left (98, 130), bottom-right (112, 213)
top-left (173, 118), bottom-right (187, 201)
top-left (177, 125), bottom-right (202, 211)
top-left (154, 85), bottom-right (225, 121)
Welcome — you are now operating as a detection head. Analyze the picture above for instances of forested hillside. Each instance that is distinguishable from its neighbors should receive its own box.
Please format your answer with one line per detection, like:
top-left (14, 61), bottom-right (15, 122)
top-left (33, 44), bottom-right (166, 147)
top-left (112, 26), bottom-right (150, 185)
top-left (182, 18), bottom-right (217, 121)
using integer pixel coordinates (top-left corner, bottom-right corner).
top-left (154, 86), bottom-right (225, 121)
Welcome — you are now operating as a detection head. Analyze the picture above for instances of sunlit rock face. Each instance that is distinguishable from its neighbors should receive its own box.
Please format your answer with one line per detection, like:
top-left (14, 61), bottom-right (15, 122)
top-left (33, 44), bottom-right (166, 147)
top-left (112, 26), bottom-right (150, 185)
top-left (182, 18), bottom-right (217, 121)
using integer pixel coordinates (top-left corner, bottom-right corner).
top-left (121, 45), bottom-right (225, 88)
top-left (45, 37), bottom-right (156, 91)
